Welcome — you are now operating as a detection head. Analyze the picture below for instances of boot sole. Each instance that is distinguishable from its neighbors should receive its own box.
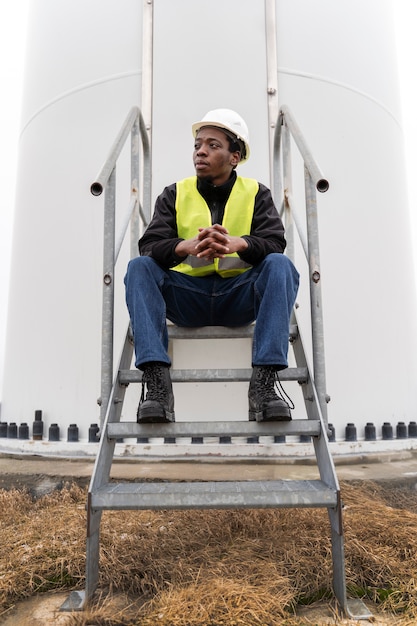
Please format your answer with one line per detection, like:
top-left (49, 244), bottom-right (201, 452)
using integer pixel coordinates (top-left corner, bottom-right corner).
top-left (137, 409), bottom-right (175, 424)
top-left (249, 409), bottom-right (292, 422)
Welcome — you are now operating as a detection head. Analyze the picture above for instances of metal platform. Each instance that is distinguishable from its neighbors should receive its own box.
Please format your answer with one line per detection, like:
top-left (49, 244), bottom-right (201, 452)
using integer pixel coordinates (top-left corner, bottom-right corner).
top-left (91, 479), bottom-right (338, 510)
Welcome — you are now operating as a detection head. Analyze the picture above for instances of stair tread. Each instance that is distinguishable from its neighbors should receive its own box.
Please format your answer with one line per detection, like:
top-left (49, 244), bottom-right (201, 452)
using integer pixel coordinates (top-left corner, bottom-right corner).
top-left (166, 324), bottom-right (298, 340)
top-left (119, 366), bottom-right (308, 384)
top-left (107, 419), bottom-right (321, 439)
top-left (168, 325), bottom-right (254, 339)
top-left (91, 479), bottom-right (337, 510)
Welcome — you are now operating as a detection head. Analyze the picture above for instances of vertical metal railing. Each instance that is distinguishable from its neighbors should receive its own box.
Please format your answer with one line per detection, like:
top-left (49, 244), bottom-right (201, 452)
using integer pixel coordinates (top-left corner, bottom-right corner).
top-left (265, 0), bottom-right (279, 186)
top-left (273, 104), bottom-right (330, 423)
top-left (91, 106), bottom-right (151, 427)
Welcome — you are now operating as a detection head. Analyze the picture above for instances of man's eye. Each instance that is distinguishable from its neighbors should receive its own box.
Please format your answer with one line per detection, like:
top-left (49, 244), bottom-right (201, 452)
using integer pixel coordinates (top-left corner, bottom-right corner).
top-left (210, 143), bottom-right (219, 149)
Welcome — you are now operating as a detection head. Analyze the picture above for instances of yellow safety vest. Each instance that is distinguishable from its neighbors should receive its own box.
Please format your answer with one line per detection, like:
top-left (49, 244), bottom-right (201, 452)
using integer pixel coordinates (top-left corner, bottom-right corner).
top-left (172, 176), bottom-right (258, 278)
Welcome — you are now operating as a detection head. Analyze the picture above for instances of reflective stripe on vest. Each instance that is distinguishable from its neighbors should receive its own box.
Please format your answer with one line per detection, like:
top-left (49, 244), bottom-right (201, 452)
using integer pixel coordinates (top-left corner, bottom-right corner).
top-left (172, 176), bottom-right (258, 278)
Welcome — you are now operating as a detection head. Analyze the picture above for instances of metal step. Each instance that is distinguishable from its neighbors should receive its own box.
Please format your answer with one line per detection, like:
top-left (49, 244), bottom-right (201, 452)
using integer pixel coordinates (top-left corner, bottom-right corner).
top-left (107, 419), bottom-right (321, 440)
top-left (90, 479), bottom-right (337, 511)
top-left (167, 323), bottom-right (299, 341)
top-left (167, 325), bottom-right (255, 339)
top-left (119, 366), bottom-right (308, 385)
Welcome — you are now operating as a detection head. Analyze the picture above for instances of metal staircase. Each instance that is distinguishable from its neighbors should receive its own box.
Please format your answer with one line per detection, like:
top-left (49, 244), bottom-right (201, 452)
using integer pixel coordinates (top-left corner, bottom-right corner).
top-left (60, 103), bottom-right (371, 621)
top-left (61, 2), bottom-right (370, 618)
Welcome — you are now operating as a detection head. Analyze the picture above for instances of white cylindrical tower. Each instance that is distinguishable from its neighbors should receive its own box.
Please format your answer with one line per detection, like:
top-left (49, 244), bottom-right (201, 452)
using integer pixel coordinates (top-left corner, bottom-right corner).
top-left (274, 0), bottom-right (417, 442)
top-left (2, 0), bottom-right (416, 454)
top-left (2, 0), bottom-right (142, 439)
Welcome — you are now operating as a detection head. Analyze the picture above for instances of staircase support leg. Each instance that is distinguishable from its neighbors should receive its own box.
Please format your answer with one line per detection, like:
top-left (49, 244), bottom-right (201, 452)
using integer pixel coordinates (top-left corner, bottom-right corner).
top-left (60, 495), bottom-right (102, 612)
top-left (328, 504), bottom-right (347, 612)
top-left (328, 503), bottom-right (372, 620)
top-left (85, 496), bottom-right (103, 605)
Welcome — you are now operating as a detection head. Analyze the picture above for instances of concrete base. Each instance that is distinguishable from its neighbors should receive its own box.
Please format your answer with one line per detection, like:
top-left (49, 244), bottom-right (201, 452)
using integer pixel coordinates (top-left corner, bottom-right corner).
top-left (1, 435), bottom-right (417, 461)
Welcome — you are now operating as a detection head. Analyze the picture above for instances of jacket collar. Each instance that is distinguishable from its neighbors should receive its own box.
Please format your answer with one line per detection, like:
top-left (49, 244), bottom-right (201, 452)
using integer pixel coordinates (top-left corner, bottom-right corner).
top-left (197, 171), bottom-right (236, 204)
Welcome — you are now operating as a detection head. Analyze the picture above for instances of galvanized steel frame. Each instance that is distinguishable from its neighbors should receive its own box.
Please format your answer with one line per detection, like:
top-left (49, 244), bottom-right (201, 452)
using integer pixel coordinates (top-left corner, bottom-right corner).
top-left (75, 0), bottom-right (369, 617)
top-left (91, 106), bottom-right (151, 428)
top-left (274, 105), bottom-right (330, 424)
top-left (264, 2), bottom-right (352, 613)
top-left (265, 0), bottom-right (330, 424)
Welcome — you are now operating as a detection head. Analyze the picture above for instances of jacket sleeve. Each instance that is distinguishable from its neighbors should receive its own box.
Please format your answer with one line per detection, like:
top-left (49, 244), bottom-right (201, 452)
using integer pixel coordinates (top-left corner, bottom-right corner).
top-left (239, 183), bottom-right (286, 265)
top-left (139, 184), bottom-right (186, 268)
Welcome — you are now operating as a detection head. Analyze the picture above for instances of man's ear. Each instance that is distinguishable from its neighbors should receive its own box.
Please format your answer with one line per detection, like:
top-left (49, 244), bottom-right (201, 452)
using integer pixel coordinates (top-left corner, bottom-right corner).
top-left (230, 151), bottom-right (241, 167)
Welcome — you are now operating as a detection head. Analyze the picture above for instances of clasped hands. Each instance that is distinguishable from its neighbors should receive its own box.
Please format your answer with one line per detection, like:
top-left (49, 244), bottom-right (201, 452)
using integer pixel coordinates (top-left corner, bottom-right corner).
top-left (175, 224), bottom-right (248, 263)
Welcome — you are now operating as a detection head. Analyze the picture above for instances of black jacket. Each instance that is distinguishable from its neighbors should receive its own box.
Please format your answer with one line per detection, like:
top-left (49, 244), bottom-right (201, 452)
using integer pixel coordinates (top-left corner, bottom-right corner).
top-left (139, 171), bottom-right (286, 270)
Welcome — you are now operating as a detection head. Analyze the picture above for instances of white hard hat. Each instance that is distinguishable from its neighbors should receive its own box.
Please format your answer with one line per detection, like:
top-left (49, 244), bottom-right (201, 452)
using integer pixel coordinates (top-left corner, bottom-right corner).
top-left (192, 108), bottom-right (250, 163)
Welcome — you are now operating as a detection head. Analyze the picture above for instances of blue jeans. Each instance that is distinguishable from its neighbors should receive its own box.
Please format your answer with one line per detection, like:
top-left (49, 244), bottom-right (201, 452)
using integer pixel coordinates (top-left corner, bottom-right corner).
top-left (124, 253), bottom-right (299, 370)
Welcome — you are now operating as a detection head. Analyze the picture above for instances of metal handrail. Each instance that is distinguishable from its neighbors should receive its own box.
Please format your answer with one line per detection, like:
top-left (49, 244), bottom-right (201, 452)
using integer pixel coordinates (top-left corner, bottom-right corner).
top-left (92, 106), bottom-right (151, 426)
top-left (274, 105), bottom-right (329, 194)
top-left (93, 103), bottom-right (328, 426)
top-left (273, 105), bottom-right (329, 423)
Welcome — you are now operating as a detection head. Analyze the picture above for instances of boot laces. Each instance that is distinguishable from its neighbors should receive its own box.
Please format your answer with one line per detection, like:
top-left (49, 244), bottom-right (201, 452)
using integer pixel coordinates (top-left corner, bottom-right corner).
top-left (257, 366), bottom-right (295, 409)
top-left (140, 364), bottom-right (168, 404)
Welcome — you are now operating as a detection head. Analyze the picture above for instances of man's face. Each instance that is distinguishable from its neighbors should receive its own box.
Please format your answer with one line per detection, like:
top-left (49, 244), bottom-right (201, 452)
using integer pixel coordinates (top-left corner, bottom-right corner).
top-left (193, 127), bottom-right (241, 186)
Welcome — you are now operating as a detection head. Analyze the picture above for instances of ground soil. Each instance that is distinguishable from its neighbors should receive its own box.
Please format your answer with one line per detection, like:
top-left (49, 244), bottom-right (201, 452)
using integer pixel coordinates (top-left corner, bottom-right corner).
top-left (0, 459), bottom-right (416, 625)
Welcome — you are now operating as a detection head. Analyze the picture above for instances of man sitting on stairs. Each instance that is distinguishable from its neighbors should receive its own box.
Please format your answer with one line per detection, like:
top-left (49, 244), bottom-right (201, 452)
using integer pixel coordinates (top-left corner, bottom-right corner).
top-left (124, 108), bottom-right (299, 424)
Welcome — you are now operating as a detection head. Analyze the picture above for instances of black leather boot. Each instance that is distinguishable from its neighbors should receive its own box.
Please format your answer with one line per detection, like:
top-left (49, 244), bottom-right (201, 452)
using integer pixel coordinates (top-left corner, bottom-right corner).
top-left (248, 365), bottom-right (291, 422)
top-left (137, 363), bottom-right (175, 423)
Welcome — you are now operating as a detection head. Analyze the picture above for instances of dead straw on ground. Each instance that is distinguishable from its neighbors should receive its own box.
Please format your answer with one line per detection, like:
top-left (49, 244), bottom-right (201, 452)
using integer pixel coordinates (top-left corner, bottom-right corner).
top-left (0, 479), bottom-right (416, 625)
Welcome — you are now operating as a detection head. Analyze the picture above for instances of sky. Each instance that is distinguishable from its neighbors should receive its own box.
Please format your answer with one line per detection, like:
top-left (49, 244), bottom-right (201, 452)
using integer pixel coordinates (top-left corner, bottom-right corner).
top-left (0, 1), bottom-right (416, 400)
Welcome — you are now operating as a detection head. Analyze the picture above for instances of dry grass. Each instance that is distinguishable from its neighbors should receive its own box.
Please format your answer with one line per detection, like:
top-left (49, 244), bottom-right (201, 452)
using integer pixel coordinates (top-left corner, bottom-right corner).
top-left (0, 479), bottom-right (417, 625)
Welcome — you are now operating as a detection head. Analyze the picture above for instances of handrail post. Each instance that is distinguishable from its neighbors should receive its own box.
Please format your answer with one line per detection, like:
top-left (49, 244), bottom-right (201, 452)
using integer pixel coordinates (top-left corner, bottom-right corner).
top-left (139, 111), bottom-right (152, 224)
top-left (99, 167), bottom-right (116, 428)
top-left (282, 122), bottom-right (295, 263)
top-left (273, 111), bottom-right (283, 205)
top-left (265, 0), bottom-right (279, 188)
top-left (304, 165), bottom-right (328, 424)
top-left (130, 114), bottom-right (140, 258)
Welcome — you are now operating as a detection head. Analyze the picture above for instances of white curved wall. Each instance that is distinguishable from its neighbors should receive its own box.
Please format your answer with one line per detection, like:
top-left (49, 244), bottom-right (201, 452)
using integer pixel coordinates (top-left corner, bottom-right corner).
top-left (2, 0), bottom-right (416, 450)
top-left (2, 0), bottom-right (142, 438)
top-left (275, 0), bottom-right (417, 440)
